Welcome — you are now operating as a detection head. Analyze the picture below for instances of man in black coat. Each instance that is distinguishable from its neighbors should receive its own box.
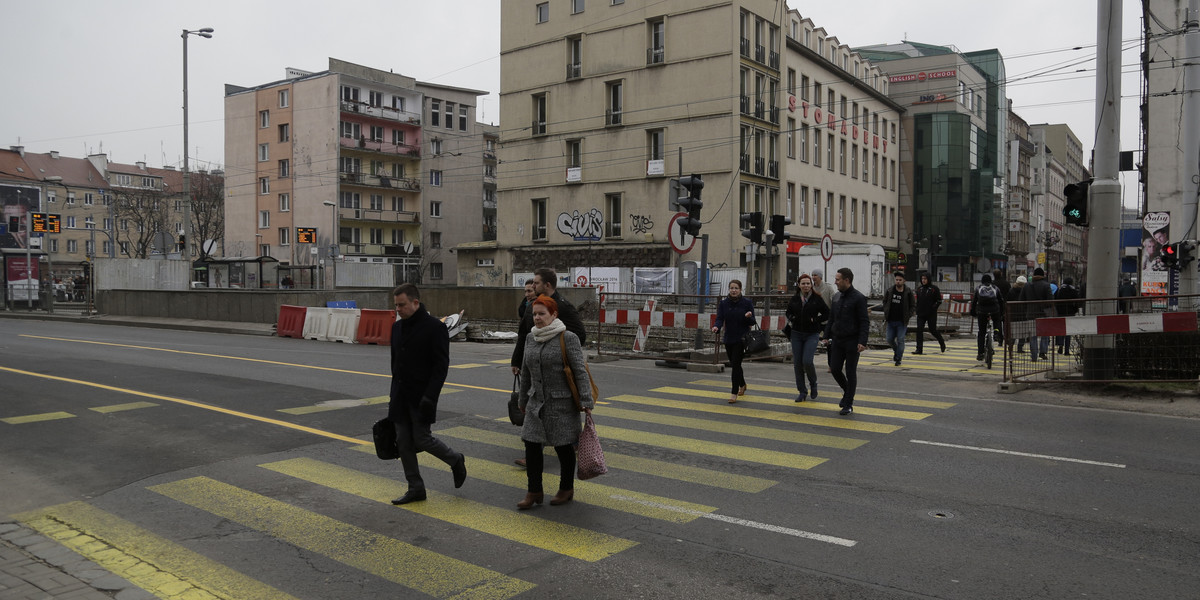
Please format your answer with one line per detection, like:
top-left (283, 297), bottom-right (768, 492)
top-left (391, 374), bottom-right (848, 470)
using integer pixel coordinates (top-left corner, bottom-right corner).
top-left (1019, 267), bottom-right (1054, 360)
top-left (1054, 277), bottom-right (1082, 354)
top-left (913, 272), bottom-right (946, 354)
top-left (388, 283), bottom-right (466, 505)
top-left (822, 267), bottom-right (869, 415)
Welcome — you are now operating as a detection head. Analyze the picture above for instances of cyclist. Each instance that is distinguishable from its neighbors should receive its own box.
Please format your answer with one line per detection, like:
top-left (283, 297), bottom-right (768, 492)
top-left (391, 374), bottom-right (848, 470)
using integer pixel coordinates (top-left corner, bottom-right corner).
top-left (969, 273), bottom-right (1005, 363)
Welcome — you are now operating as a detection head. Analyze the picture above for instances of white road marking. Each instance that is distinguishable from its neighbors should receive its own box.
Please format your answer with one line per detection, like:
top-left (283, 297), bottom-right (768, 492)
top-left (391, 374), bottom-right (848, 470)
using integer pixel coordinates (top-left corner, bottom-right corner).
top-left (910, 440), bottom-right (1126, 468)
top-left (610, 495), bottom-right (857, 547)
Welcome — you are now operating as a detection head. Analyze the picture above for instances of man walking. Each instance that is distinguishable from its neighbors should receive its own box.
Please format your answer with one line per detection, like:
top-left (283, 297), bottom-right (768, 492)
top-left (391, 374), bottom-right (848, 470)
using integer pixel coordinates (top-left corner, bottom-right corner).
top-left (913, 272), bottom-right (946, 355)
top-left (1019, 267), bottom-right (1054, 361)
top-left (880, 271), bottom-right (916, 365)
top-left (388, 283), bottom-right (467, 505)
top-left (510, 268), bottom-right (586, 467)
top-left (970, 274), bottom-right (1005, 362)
top-left (823, 268), bottom-right (869, 415)
top-left (1054, 277), bottom-right (1081, 354)
top-left (812, 268), bottom-right (836, 309)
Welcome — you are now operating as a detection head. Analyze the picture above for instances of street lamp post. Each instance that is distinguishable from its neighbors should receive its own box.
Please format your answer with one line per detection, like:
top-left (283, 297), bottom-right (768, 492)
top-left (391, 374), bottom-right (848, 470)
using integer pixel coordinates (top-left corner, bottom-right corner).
top-left (182, 27), bottom-right (213, 280)
top-left (323, 200), bottom-right (337, 289)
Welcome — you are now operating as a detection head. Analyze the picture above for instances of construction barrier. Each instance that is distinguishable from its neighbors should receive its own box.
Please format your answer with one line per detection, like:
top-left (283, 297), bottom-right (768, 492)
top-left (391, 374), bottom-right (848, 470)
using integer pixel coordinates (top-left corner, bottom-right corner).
top-left (357, 309), bottom-right (395, 345)
top-left (327, 300), bottom-right (357, 309)
top-left (276, 305), bottom-right (308, 339)
top-left (326, 308), bottom-right (361, 343)
top-left (302, 307), bottom-right (334, 341)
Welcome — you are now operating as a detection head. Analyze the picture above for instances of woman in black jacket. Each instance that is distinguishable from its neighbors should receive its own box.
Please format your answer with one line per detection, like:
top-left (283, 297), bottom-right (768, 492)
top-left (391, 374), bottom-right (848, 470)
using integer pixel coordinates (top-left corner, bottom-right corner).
top-left (784, 274), bottom-right (829, 401)
top-left (712, 279), bottom-right (755, 404)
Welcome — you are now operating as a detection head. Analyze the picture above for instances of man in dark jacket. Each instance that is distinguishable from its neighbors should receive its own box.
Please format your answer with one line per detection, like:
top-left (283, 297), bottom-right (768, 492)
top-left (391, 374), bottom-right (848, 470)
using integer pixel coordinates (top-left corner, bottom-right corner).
top-left (913, 272), bottom-right (946, 354)
top-left (823, 267), bottom-right (869, 415)
top-left (1054, 277), bottom-right (1082, 354)
top-left (880, 271), bottom-right (916, 366)
top-left (970, 274), bottom-right (1005, 362)
top-left (1019, 267), bottom-right (1054, 360)
top-left (388, 283), bottom-right (466, 505)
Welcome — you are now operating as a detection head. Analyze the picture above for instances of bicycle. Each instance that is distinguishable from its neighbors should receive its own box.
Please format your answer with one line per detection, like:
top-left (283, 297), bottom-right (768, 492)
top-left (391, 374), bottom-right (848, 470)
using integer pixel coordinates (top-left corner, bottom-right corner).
top-left (978, 313), bottom-right (1001, 369)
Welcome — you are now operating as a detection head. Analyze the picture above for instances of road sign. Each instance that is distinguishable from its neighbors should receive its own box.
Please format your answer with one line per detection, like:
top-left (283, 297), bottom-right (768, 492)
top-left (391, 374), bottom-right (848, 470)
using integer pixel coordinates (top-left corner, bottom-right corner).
top-left (668, 212), bottom-right (697, 254)
top-left (820, 234), bottom-right (834, 261)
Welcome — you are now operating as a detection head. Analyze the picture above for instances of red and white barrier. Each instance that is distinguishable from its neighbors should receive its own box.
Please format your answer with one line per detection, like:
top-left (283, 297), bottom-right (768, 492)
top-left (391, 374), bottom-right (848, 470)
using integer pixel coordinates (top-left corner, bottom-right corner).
top-left (1036, 312), bottom-right (1198, 337)
top-left (600, 309), bottom-right (787, 331)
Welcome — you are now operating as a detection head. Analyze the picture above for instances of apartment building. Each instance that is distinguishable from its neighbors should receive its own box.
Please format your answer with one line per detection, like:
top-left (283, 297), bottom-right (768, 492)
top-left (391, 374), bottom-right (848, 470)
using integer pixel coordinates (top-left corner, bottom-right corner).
top-left (1007, 105), bottom-right (1037, 277)
top-left (468, 0), bottom-right (899, 292)
top-left (1030, 123), bottom-right (1087, 281)
top-left (224, 58), bottom-right (488, 286)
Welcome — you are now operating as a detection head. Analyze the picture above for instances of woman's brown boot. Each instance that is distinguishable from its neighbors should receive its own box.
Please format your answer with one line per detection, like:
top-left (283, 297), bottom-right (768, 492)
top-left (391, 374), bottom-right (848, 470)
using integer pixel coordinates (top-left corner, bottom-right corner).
top-left (517, 492), bottom-right (544, 510)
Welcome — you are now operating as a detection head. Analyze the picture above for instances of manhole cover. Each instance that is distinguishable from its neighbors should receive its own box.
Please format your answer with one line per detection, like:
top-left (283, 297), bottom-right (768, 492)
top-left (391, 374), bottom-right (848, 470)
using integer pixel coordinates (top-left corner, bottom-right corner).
top-left (927, 510), bottom-right (955, 519)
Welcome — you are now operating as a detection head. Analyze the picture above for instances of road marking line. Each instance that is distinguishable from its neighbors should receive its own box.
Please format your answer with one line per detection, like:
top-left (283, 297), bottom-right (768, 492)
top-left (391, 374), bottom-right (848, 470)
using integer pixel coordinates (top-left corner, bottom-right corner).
top-left (1, 411), bottom-right (74, 424)
top-left (14, 501), bottom-right (300, 600)
top-left (599, 406), bottom-right (867, 450)
top-left (488, 359), bottom-right (511, 364)
top-left (910, 440), bottom-right (1127, 468)
top-left (437, 426), bottom-right (778, 493)
top-left (609, 393), bottom-right (902, 434)
top-left (679, 383), bottom-right (935, 418)
top-left (90, 401), bottom-right (158, 414)
top-left (0, 365), bottom-right (367, 445)
top-left (689, 379), bottom-right (957, 409)
top-left (450, 363), bottom-right (489, 369)
top-left (150, 476), bottom-right (536, 599)
top-left (348, 445), bottom-right (718, 523)
top-left (594, 424), bottom-right (827, 470)
top-left (17, 335), bottom-right (507, 393)
top-left (260, 457), bottom-right (637, 562)
top-left (610, 495), bottom-right (857, 547)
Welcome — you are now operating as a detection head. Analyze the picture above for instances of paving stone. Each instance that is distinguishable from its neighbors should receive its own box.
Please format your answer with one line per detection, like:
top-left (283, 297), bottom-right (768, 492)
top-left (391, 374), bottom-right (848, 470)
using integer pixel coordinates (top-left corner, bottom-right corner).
top-left (91, 576), bottom-right (131, 592)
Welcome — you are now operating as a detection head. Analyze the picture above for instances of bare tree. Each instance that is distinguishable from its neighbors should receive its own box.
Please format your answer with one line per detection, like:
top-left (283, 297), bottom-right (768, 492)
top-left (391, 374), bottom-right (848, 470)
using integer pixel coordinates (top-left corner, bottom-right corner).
top-left (111, 186), bottom-right (169, 259)
top-left (190, 171), bottom-right (224, 259)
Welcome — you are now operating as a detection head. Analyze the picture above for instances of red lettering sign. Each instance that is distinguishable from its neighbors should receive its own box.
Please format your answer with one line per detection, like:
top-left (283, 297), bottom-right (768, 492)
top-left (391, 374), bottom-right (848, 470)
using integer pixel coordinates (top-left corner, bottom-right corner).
top-left (801, 101), bottom-right (809, 118)
top-left (852, 125), bottom-right (859, 141)
top-left (788, 95), bottom-right (796, 112)
top-left (813, 107), bottom-right (822, 124)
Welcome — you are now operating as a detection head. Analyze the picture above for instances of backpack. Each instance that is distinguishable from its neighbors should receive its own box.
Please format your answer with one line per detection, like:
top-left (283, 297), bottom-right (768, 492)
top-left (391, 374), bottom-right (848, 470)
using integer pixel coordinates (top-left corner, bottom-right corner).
top-left (977, 284), bottom-right (998, 301)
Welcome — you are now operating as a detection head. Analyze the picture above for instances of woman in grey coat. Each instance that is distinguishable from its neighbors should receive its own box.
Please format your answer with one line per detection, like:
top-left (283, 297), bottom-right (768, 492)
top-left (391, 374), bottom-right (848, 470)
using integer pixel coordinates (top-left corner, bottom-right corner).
top-left (517, 295), bottom-right (594, 509)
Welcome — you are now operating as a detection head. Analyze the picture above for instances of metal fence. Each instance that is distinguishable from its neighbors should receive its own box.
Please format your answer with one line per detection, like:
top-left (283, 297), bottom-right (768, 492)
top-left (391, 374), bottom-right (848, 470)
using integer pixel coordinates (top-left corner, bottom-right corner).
top-left (1004, 293), bottom-right (1200, 384)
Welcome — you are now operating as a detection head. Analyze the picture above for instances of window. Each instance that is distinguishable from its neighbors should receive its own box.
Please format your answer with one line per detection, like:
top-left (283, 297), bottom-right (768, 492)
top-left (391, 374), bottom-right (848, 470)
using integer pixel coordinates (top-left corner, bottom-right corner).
top-left (391, 163), bottom-right (406, 178)
top-left (430, 170), bottom-right (442, 187)
top-left (258, 144), bottom-right (269, 161)
top-left (84, 193), bottom-right (94, 206)
top-left (278, 89), bottom-right (289, 107)
top-left (605, 193), bottom-right (622, 238)
top-left (799, 125), bottom-right (809, 163)
top-left (648, 19), bottom-right (665, 64)
top-left (340, 121), bottom-right (361, 139)
top-left (369, 90), bottom-right (383, 107)
top-left (392, 130), bottom-right (405, 146)
top-left (47, 191), bottom-right (55, 204)
top-left (786, 183), bottom-right (794, 221)
top-left (849, 142), bottom-right (856, 177)
top-left (259, 210), bottom-right (270, 228)
top-left (341, 85), bottom-right (360, 103)
top-left (445, 102), bottom-right (454, 129)
top-left (49, 239), bottom-right (57, 252)
top-left (431, 99), bottom-right (440, 127)
top-left (826, 192), bottom-right (834, 227)
top-left (801, 75), bottom-right (810, 101)
top-left (532, 94), bottom-right (547, 135)
top-left (532, 198), bottom-right (547, 240)
top-left (259, 177), bottom-right (269, 194)
top-left (606, 81), bottom-right (622, 126)
top-left (278, 159), bottom-right (290, 178)
top-left (370, 125), bottom-right (384, 141)
top-left (827, 134), bottom-right (834, 171)
top-left (648, 129), bottom-right (664, 161)
top-left (799, 186), bottom-right (809, 225)
top-left (567, 36), bottom-right (583, 78)
top-left (429, 263), bottom-right (443, 280)
top-left (431, 139), bottom-right (443, 155)
top-left (838, 195), bottom-right (846, 231)
top-left (279, 227), bottom-right (291, 246)
top-left (370, 194), bottom-right (383, 210)
top-left (340, 191), bottom-right (361, 208)
top-left (370, 228), bottom-right (385, 245)
top-left (259, 110), bottom-right (269, 128)
top-left (850, 199), bottom-right (857, 233)
top-left (340, 156), bottom-right (361, 174)
top-left (814, 82), bottom-right (822, 107)
top-left (862, 148), bottom-right (869, 181)
top-left (278, 123), bottom-right (290, 142)
top-left (612, 0), bottom-right (624, 4)
top-left (430, 200), bottom-right (442, 217)
top-left (861, 200), bottom-right (868, 235)
top-left (67, 239), bottom-right (77, 253)
top-left (571, 0), bottom-right (584, 14)
top-left (566, 139), bottom-right (582, 168)
top-left (459, 106), bottom-right (468, 131)
top-left (84, 216), bottom-right (94, 229)
top-left (371, 160), bottom-right (384, 176)
top-left (430, 231), bottom-right (442, 248)
top-left (279, 193), bottom-right (290, 212)
top-left (787, 118), bottom-right (795, 158)
top-left (536, 2), bottom-right (549, 23)
top-left (813, 132), bottom-right (821, 167)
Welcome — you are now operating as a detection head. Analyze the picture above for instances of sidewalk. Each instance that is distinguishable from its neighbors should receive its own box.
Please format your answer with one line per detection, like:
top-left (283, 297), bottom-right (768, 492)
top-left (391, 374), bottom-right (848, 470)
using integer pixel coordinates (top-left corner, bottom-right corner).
top-left (0, 522), bottom-right (152, 600)
top-left (0, 307), bottom-right (274, 337)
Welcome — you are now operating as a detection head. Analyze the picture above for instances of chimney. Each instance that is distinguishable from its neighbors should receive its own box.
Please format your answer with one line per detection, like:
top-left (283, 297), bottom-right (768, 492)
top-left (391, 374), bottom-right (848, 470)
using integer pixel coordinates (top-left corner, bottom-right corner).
top-left (163, 166), bottom-right (176, 171)
top-left (50, 151), bottom-right (60, 159)
top-left (10, 146), bottom-right (24, 156)
top-left (136, 161), bottom-right (146, 170)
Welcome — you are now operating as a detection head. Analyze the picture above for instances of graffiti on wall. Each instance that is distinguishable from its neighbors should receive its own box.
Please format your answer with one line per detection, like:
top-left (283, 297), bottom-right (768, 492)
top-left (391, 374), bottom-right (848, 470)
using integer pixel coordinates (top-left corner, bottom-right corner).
top-left (629, 213), bottom-right (654, 234)
top-left (557, 207), bottom-right (603, 241)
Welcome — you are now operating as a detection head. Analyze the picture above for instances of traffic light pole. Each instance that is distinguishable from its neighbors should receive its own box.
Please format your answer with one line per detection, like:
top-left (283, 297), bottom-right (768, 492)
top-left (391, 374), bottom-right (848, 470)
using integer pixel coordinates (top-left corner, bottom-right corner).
top-left (1181, 0), bottom-right (1200, 304)
top-left (694, 233), bottom-right (709, 350)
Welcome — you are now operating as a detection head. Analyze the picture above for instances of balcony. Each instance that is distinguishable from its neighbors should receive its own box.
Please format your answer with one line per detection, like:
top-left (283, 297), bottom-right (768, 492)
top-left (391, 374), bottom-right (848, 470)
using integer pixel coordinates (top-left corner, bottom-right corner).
top-left (754, 157), bottom-right (765, 176)
top-left (605, 109), bottom-right (622, 127)
top-left (754, 45), bottom-right (765, 63)
top-left (532, 120), bottom-right (546, 136)
top-left (483, 150), bottom-right (497, 161)
top-left (484, 174), bottom-right (497, 186)
top-left (341, 136), bottom-right (421, 158)
top-left (341, 101), bottom-right (421, 125)
top-left (767, 160), bottom-right (779, 179)
top-left (739, 37), bottom-right (750, 58)
top-left (769, 106), bottom-right (780, 124)
top-left (342, 243), bottom-right (421, 257)
top-left (769, 50), bottom-right (779, 70)
top-left (754, 100), bottom-right (764, 120)
top-left (338, 206), bottom-right (420, 224)
top-left (740, 95), bottom-right (750, 115)
top-left (338, 171), bottom-right (421, 191)
top-left (566, 62), bottom-right (581, 80)
top-left (646, 46), bottom-right (664, 65)
top-left (739, 153), bottom-right (750, 173)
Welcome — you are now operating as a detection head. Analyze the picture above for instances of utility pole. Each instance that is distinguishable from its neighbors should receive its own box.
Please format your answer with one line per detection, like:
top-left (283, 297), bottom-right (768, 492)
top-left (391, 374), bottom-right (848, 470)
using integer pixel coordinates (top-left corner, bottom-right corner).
top-left (1181, 0), bottom-right (1200, 304)
top-left (1082, 0), bottom-right (1123, 377)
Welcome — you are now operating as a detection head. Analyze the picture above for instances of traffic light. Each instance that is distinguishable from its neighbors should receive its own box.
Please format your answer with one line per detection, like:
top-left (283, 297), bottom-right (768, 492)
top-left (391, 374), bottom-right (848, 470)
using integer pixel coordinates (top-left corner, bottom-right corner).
top-left (1063, 181), bottom-right (1090, 226)
top-left (8, 216), bottom-right (19, 232)
top-left (675, 174), bottom-right (704, 236)
top-left (932, 234), bottom-right (943, 253)
top-left (1162, 242), bottom-right (1179, 270)
top-left (740, 212), bottom-right (763, 244)
top-left (769, 214), bottom-right (790, 245)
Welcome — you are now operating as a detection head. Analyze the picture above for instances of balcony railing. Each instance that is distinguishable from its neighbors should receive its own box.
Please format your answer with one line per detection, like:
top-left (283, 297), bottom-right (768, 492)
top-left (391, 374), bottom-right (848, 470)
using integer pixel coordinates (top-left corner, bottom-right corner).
top-left (566, 62), bottom-right (581, 80)
top-left (605, 109), bottom-right (622, 126)
top-left (754, 157), bottom-right (765, 176)
top-left (342, 243), bottom-right (421, 257)
top-left (338, 206), bottom-right (420, 224)
top-left (768, 50), bottom-right (779, 69)
top-left (739, 153), bottom-right (750, 173)
top-left (769, 105), bottom-right (780, 124)
top-left (339, 171), bottom-right (421, 191)
top-left (532, 120), bottom-right (546, 136)
top-left (739, 37), bottom-right (750, 58)
top-left (340, 101), bottom-right (422, 125)
top-left (646, 46), bottom-right (664, 65)
top-left (341, 136), bottom-right (421, 158)
top-left (754, 100), bottom-right (764, 119)
top-left (740, 95), bottom-right (750, 115)
top-left (754, 45), bottom-right (765, 63)
top-left (767, 160), bottom-right (779, 179)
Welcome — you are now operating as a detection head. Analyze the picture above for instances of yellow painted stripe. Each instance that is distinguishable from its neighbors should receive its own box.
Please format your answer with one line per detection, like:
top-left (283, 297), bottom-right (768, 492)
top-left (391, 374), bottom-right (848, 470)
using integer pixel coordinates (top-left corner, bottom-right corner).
top-left (688, 379), bottom-right (957, 409)
top-left (149, 476), bottom-right (534, 599)
top-left (653, 386), bottom-right (932, 420)
top-left (90, 401), bottom-right (158, 414)
top-left (598, 406), bottom-right (867, 450)
top-left (18, 335), bottom-right (508, 393)
top-left (260, 457), bottom-right (636, 562)
top-left (594, 424), bottom-right (827, 470)
top-left (450, 363), bottom-right (489, 369)
top-left (279, 393), bottom-right (442, 416)
top-left (437, 426), bottom-right (777, 493)
top-left (1, 411), bottom-right (74, 424)
top-left (349, 445), bottom-right (717, 523)
top-left (0, 365), bottom-right (368, 446)
top-left (488, 359), bottom-right (511, 364)
top-left (608, 394), bottom-right (902, 434)
top-left (14, 502), bottom-right (299, 600)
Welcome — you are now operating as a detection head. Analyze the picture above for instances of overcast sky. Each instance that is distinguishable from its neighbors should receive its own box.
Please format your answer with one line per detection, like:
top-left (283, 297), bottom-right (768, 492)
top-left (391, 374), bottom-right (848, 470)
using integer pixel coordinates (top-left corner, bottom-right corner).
top-left (1, 0), bottom-right (1140, 192)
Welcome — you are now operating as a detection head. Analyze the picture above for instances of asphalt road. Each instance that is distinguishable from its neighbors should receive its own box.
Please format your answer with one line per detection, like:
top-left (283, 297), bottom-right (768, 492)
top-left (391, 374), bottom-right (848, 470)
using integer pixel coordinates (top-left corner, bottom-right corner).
top-left (2, 319), bottom-right (1198, 599)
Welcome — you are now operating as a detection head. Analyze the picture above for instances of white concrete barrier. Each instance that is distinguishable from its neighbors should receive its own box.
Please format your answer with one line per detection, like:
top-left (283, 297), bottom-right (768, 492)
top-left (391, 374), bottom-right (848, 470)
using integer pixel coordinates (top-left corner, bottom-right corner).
top-left (326, 308), bottom-right (361, 343)
top-left (303, 307), bottom-right (334, 341)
